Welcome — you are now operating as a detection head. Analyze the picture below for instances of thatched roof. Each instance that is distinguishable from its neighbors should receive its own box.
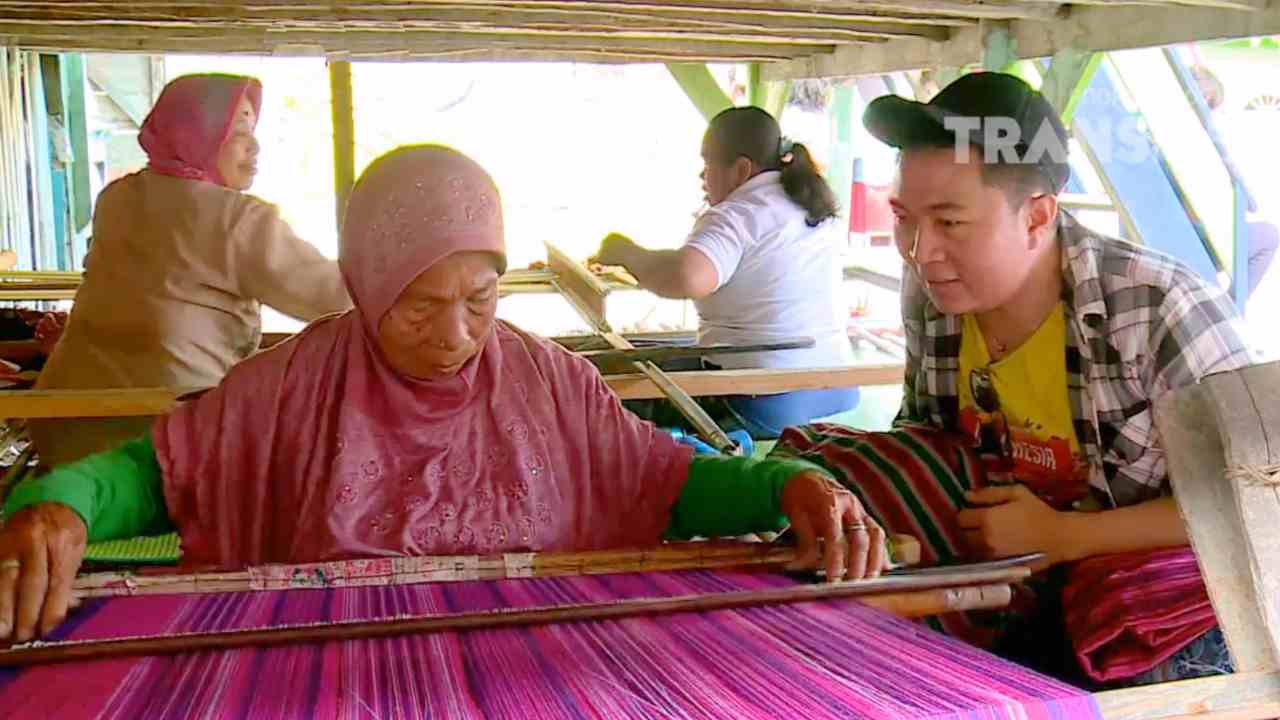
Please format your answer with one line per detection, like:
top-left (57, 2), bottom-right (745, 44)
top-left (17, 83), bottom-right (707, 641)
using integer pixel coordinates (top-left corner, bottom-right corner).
top-left (3, 2), bottom-right (1279, 77)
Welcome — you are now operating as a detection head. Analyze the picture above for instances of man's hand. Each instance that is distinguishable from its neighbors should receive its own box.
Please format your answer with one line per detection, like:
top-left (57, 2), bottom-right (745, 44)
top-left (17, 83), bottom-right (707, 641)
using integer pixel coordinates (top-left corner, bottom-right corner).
top-left (781, 472), bottom-right (889, 582)
top-left (0, 503), bottom-right (87, 643)
top-left (957, 484), bottom-right (1071, 566)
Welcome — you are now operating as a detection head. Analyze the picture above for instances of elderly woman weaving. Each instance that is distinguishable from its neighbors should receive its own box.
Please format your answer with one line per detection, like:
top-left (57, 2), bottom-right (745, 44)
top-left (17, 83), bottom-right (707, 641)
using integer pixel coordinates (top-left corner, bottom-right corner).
top-left (0, 146), bottom-right (887, 643)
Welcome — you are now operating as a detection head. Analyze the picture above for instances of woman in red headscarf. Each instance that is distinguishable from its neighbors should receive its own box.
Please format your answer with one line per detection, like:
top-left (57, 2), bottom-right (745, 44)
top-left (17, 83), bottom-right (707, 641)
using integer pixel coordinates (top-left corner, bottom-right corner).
top-left (28, 74), bottom-right (351, 468)
top-left (0, 145), bottom-right (887, 642)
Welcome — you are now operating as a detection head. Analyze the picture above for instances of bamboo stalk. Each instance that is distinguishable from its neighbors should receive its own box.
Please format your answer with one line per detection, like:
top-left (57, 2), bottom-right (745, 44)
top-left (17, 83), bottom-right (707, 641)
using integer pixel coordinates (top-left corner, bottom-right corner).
top-left (4, 567), bottom-right (1028, 668)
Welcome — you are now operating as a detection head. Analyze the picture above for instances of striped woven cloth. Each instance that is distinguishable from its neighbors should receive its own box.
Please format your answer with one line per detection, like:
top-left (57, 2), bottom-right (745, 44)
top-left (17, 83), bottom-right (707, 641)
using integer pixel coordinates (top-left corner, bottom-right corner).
top-left (771, 423), bottom-right (1218, 683)
top-left (0, 570), bottom-right (1100, 719)
top-left (769, 422), bottom-right (1000, 644)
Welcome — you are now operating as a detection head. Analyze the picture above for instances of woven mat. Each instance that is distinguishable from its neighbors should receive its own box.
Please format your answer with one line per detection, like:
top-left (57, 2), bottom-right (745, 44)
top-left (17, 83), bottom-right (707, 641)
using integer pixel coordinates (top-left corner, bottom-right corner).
top-left (83, 532), bottom-right (181, 564)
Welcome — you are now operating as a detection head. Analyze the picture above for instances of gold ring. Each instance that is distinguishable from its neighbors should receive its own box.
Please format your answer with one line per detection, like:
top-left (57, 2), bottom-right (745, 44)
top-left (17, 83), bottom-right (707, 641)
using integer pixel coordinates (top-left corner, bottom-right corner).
top-left (846, 523), bottom-right (869, 533)
top-left (0, 558), bottom-right (18, 571)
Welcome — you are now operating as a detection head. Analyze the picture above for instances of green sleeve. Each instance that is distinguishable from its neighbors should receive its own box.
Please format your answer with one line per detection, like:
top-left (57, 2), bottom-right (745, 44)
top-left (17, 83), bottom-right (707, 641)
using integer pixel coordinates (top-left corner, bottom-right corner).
top-left (665, 454), bottom-right (832, 540)
top-left (2, 435), bottom-right (173, 542)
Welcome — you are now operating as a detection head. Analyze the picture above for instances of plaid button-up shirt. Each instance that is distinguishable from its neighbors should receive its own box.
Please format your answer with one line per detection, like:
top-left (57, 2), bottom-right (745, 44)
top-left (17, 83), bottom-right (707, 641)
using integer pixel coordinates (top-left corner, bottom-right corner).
top-left (897, 212), bottom-right (1253, 508)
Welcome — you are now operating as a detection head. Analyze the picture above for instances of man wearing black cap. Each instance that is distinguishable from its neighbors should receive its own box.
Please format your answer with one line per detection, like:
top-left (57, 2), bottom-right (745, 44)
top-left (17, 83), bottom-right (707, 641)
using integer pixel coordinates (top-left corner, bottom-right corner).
top-left (862, 72), bottom-right (1251, 684)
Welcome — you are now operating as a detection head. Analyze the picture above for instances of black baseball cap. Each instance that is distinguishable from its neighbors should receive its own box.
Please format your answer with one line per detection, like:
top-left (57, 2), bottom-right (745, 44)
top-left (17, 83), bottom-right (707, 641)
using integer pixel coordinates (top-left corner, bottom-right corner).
top-left (863, 72), bottom-right (1071, 193)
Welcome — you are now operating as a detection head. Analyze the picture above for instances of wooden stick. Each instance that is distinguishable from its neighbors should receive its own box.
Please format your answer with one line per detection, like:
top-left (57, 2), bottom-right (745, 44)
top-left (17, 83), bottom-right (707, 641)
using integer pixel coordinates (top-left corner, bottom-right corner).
top-left (4, 567), bottom-right (1028, 668)
top-left (70, 537), bottom-right (925, 598)
top-left (0, 365), bottom-right (906, 419)
top-left (579, 338), bottom-right (815, 374)
top-left (860, 583), bottom-right (1011, 618)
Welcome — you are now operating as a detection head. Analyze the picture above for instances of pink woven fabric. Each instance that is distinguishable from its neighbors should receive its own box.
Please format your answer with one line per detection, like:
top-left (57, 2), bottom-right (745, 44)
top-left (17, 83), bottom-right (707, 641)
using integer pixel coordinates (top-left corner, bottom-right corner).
top-left (1064, 546), bottom-right (1216, 682)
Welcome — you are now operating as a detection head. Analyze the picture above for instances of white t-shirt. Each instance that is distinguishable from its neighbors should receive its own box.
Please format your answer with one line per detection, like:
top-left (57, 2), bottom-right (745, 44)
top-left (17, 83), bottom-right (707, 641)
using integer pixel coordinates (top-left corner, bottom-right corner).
top-left (685, 171), bottom-right (853, 370)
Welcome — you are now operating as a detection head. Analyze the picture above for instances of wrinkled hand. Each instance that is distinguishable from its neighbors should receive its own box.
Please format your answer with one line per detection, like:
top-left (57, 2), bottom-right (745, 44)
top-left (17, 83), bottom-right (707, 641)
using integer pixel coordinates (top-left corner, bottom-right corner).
top-left (0, 503), bottom-right (87, 643)
top-left (589, 232), bottom-right (639, 269)
top-left (781, 472), bottom-right (889, 583)
top-left (957, 484), bottom-right (1068, 566)
top-left (33, 312), bottom-right (67, 355)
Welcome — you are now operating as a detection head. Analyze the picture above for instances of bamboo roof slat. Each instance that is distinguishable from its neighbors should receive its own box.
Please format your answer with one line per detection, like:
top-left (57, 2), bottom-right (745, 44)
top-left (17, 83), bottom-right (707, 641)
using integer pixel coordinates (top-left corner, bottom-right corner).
top-left (2, 1), bottom-right (1267, 69)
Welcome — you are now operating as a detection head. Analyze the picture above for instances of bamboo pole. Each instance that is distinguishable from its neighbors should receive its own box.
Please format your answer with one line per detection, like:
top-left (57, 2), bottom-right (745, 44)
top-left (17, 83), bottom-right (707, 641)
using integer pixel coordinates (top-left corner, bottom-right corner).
top-left (328, 59), bottom-right (355, 232)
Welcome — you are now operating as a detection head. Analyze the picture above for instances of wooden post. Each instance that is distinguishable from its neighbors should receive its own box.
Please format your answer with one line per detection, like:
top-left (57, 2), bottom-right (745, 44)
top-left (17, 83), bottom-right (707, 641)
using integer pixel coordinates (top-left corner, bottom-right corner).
top-left (25, 52), bottom-right (54, 271)
top-left (746, 62), bottom-right (791, 120)
top-left (328, 59), bottom-right (355, 233)
top-left (981, 22), bottom-right (1018, 73)
top-left (1155, 360), bottom-right (1280, 673)
top-left (1040, 49), bottom-right (1102, 126)
top-left (665, 63), bottom-right (732, 122)
top-left (61, 53), bottom-right (91, 246)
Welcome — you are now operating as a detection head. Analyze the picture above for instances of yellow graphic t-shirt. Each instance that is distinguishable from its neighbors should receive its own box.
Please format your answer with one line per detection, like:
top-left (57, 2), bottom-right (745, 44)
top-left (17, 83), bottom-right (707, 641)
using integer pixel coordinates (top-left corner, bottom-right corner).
top-left (958, 303), bottom-right (1089, 509)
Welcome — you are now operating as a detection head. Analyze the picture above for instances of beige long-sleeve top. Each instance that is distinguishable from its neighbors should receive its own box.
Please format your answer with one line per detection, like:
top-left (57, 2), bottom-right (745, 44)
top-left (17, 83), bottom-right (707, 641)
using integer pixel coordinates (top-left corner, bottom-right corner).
top-left (30, 171), bottom-right (351, 467)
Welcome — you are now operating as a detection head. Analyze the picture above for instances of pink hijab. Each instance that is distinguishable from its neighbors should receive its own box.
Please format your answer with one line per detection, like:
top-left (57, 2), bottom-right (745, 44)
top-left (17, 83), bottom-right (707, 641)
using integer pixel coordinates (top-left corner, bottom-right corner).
top-left (154, 145), bottom-right (692, 569)
top-left (139, 73), bottom-right (263, 186)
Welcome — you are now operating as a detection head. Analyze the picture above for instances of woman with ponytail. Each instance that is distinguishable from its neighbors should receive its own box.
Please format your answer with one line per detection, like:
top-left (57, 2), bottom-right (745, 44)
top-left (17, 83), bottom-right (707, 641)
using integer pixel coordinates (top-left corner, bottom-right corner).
top-left (594, 106), bottom-right (858, 439)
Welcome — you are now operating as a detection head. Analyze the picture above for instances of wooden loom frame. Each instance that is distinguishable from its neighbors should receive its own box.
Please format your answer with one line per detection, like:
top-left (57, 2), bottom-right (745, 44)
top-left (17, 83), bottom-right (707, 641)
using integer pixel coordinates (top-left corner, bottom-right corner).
top-left (1, 2), bottom-right (1278, 716)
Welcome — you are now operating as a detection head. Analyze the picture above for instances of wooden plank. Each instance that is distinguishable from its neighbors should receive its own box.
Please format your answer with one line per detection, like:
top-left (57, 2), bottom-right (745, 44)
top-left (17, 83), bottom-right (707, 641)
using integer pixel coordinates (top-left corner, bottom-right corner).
top-left (1202, 363), bottom-right (1280, 669)
top-left (0, 365), bottom-right (904, 418)
top-left (545, 241), bottom-right (609, 331)
top-left (328, 59), bottom-right (354, 232)
top-left (2, 1), bottom-right (1059, 24)
top-left (764, 4), bottom-right (1280, 79)
top-left (1095, 670), bottom-right (1280, 720)
top-left (0, 24), bottom-right (838, 60)
top-left (1156, 387), bottom-right (1276, 673)
top-left (0, 387), bottom-right (196, 419)
top-left (0, 8), bottom-right (953, 43)
top-left (607, 364), bottom-right (905, 400)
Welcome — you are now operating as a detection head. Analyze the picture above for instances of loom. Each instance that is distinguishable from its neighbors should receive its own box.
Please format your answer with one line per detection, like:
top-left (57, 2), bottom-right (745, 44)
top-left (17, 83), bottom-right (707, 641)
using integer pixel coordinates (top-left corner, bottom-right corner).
top-left (0, 541), bottom-right (1104, 719)
top-left (4, 3), bottom-right (1280, 717)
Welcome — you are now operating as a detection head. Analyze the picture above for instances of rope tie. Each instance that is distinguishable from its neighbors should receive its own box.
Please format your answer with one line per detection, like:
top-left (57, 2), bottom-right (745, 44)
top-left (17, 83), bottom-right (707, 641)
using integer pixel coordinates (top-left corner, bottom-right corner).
top-left (1224, 463), bottom-right (1280, 488)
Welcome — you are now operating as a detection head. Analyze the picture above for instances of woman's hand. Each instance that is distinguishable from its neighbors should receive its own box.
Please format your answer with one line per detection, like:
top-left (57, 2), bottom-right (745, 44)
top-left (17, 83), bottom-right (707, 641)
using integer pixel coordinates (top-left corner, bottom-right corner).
top-left (780, 471), bottom-right (889, 582)
top-left (0, 503), bottom-right (87, 643)
top-left (589, 232), bottom-right (640, 269)
top-left (957, 485), bottom-right (1070, 567)
top-left (33, 312), bottom-right (67, 355)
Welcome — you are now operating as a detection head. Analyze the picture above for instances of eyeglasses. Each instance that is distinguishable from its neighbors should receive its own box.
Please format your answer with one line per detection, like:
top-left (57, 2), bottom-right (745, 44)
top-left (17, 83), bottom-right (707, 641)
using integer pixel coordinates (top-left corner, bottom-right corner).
top-left (969, 367), bottom-right (1000, 413)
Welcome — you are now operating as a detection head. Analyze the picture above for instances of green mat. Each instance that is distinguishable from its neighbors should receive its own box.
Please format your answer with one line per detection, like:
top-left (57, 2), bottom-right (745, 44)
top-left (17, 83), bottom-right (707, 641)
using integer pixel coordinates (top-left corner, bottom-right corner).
top-left (83, 532), bottom-right (181, 564)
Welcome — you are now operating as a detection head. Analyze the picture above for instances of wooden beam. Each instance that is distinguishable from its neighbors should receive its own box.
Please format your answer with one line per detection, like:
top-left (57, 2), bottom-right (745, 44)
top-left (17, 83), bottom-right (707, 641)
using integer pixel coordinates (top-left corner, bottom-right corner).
top-left (0, 366), bottom-right (905, 418)
top-left (0, 25), bottom-right (838, 61)
top-left (747, 62), bottom-right (792, 120)
top-left (1156, 361), bottom-right (1280, 672)
top-left (666, 63), bottom-right (732, 123)
top-left (1040, 49), bottom-right (1102, 125)
top-left (607, 365), bottom-right (904, 400)
top-left (328, 59), bottom-right (354, 232)
top-left (0, 8), bottom-right (955, 43)
top-left (1094, 670), bottom-right (1280, 720)
top-left (1, 1), bottom-right (1061, 24)
top-left (764, 4), bottom-right (1280, 79)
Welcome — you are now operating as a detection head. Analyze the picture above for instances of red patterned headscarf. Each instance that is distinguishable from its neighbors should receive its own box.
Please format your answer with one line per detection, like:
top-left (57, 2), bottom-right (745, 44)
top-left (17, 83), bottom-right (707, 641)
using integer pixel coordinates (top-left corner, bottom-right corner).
top-left (138, 73), bottom-right (262, 187)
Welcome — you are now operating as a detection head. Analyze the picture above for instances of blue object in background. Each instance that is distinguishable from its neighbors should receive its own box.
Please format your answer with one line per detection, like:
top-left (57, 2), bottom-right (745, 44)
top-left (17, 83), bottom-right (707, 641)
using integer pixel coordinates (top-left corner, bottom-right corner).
top-left (667, 428), bottom-right (755, 457)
